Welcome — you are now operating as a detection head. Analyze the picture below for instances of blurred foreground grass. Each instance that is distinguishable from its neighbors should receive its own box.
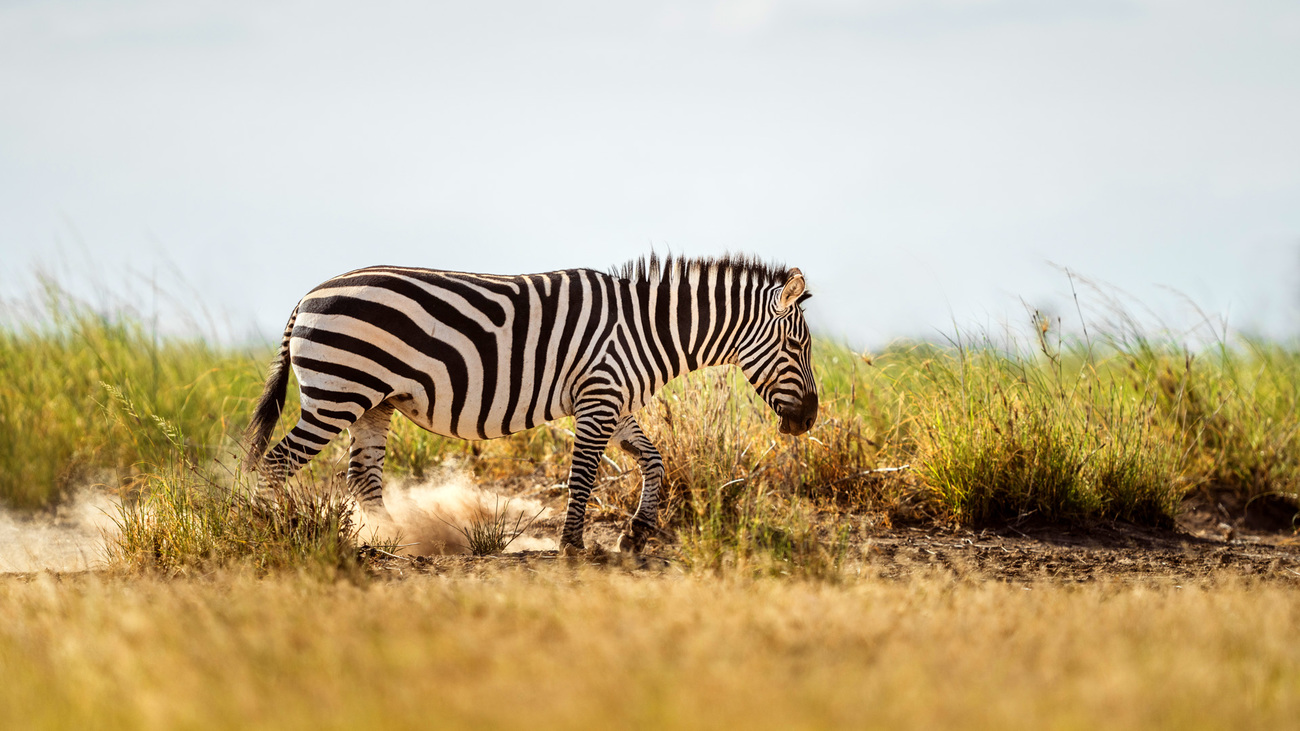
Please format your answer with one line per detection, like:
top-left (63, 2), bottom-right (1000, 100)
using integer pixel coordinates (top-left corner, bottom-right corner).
top-left (2, 569), bottom-right (1298, 730)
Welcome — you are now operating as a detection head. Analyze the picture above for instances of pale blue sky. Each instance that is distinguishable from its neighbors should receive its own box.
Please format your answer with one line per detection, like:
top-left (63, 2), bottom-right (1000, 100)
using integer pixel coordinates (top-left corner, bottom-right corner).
top-left (2, 0), bottom-right (1298, 347)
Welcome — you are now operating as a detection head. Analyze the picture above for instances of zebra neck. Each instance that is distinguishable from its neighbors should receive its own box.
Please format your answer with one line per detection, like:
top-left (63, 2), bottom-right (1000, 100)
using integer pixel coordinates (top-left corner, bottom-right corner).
top-left (622, 274), bottom-right (758, 384)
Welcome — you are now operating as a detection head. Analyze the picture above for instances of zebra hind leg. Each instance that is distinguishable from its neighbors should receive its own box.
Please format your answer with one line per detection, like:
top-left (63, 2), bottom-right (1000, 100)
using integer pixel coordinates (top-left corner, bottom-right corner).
top-left (347, 402), bottom-right (396, 521)
top-left (255, 408), bottom-right (353, 501)
top-left (611, 416), bottom-right (664, 554)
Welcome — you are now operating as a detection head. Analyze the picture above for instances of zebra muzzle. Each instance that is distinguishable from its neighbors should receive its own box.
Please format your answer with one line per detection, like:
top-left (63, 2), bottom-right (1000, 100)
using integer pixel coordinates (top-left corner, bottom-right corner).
top-left (777, 393), bottom-right (818, 436)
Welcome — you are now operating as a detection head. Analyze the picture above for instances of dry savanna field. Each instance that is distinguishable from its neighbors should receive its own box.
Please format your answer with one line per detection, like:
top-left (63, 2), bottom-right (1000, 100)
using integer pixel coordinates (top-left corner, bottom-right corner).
top-left (2, 280), bottom-right (1300, 729)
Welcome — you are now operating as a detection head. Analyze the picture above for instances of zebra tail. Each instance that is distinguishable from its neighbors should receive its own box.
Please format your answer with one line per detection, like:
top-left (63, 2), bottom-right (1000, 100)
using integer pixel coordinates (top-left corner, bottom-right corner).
top-left (243, 303), bottom-right (299, 472)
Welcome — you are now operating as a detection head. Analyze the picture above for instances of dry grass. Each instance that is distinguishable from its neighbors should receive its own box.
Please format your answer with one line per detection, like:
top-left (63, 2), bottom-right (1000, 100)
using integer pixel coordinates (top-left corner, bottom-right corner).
top-left (4, 277), bottom-right (1299, 574)
top-left (1, 568), bottom-right (1297, 730)
top-left (6, 278), bottom-right (1300, 729)
top-left (108, 466), bottom-right (365, 578)
top-left (444, 497), bottom-right (544, 556)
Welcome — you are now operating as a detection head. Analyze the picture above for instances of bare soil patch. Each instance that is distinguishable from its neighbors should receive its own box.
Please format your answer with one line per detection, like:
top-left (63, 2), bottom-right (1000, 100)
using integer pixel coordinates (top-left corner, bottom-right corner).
top-left (858, 523), bottom-right (1300, 584)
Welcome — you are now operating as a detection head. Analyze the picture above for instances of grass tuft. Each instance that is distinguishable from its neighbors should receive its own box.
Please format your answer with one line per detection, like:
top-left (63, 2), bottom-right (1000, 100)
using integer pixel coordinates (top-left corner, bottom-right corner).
top-left (109, 467), bottom-right (364, 578)
top-left (96, 379), bottom-right (363, 577)
top-left (445, 498), bottom-right (543, 556)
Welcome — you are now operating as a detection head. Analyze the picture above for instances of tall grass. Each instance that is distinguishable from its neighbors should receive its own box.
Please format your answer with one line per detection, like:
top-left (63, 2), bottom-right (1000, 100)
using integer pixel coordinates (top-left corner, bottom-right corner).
top-left (0, 281), bottom-right (263, 509)
top-left (1135, 339), bottom-right (1300, 503)
top-left (907, 339), bottom-right (1181, 525)
top-left (610, 367), bottom-right (883, 574)
top-left (2, 277), bottom-right (1297, 572)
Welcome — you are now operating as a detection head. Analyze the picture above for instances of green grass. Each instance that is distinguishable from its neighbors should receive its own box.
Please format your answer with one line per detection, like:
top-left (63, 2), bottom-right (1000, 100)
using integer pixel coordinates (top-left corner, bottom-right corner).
top-left (2, 279), bottom-right (1298, 571)
top-left (0, 281), bottom-right (264, 509)
top-left (904, 340), bottom-right (1181, 525)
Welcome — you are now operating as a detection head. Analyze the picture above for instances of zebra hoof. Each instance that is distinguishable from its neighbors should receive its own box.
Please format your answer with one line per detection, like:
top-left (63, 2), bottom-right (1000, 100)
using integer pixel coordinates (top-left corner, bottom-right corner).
top-left (616, 532), bottom-right (644, 554)
top-left (559, 541), bottom-right (584, 558)
top-left (359, 502), bottom-right (394, 524)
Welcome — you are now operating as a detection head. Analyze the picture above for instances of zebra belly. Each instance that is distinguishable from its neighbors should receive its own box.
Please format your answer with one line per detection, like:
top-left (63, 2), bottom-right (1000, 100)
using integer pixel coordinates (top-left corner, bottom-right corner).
top-left (387, 389), bottom-right (564, 441)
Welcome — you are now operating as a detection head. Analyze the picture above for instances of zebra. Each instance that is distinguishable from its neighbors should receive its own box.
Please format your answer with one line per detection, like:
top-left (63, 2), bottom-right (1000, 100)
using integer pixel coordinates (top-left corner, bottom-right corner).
top-left (243, 254), bottom-right (819, 553)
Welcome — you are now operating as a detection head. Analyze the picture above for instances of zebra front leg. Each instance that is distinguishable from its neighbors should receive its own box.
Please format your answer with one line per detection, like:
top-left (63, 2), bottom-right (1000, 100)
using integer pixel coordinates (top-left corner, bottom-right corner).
top-left (347, 402), bottom-right (396, 521)
top-left (611, 416), bottom-right (664, 554)
top-left (559, 413), bottom-right (616, 552)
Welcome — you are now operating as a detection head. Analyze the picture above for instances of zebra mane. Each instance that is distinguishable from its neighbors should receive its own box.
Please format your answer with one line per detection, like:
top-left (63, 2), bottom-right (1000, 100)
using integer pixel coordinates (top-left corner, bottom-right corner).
top-left (612, 253), bottom-right (795, 289)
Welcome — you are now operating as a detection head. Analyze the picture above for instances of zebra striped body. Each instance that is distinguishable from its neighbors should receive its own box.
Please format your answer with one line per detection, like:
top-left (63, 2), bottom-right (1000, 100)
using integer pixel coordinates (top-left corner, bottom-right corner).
top-left (245, 256), bottom-right (818, 552)
top-left (294, 267), bottom-right (619, 440)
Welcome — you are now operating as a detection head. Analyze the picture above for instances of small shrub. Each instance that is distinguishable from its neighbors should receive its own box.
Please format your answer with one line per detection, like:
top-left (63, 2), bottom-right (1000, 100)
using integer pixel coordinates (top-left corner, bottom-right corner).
top-left (100, 381), bottom-right (363, 577)
top-left (110, 465), bottom-right (364, 577)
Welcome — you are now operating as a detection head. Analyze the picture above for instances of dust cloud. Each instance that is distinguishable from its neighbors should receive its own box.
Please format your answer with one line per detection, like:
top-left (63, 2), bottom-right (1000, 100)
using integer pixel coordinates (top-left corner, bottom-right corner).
top-left (0, 475), bottom-right (554, 573)
top-left (355, 475), bottom-right (555, 555)
top-left (0, 490), bottom-right (120, 573)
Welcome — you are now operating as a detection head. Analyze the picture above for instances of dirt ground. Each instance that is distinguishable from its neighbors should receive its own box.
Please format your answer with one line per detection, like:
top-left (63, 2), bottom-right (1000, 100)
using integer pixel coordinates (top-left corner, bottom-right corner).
top-left (367, 488), bottom-right (1300, 584)
top-left (855, 522), bottom-right (1300, 584)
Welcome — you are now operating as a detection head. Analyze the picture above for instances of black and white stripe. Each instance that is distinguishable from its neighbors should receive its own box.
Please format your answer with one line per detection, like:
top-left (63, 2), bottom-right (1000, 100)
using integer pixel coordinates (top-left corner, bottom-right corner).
top-left (244, 255), bottom-right (818, 552)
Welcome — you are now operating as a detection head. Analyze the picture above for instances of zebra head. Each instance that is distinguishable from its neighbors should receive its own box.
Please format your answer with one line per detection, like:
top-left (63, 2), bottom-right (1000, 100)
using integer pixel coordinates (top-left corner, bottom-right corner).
top-left (736, 268), bottom-right (819, 436)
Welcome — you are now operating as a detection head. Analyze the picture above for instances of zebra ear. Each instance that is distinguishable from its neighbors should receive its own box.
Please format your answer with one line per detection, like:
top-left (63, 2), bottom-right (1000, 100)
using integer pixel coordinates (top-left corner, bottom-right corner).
top-left (777, 269), bottom-right (806, 313)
